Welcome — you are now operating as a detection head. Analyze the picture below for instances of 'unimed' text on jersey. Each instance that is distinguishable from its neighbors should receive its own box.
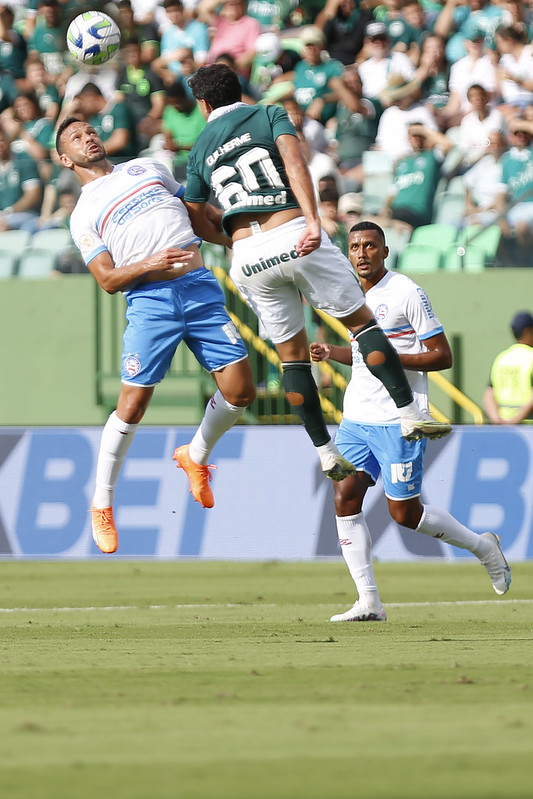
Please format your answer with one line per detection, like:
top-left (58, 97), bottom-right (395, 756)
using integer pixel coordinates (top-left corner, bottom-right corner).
top-left (344, 271), bottom-right (444, 424)
top-left (185, 102), bottom-right (300, 235)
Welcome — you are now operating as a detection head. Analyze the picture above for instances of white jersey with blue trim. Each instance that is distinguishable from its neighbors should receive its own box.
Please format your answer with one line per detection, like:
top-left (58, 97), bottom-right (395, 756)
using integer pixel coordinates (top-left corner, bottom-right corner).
top-left (344, 270), bottom-right (444, 424)
top-left (69, 157), bottom-right (199, 277)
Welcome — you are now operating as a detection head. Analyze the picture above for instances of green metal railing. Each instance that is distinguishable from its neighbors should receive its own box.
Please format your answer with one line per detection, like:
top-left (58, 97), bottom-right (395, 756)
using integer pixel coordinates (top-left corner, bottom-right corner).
top-left (94, 246), bottom-right (485, 425)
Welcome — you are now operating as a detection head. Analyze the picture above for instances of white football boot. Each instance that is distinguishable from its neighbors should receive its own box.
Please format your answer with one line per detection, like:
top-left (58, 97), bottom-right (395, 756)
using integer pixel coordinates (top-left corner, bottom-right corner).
top-left (479, 532), bottom-right (511, 595)
top-left (330, 601), bottom-right (387, 622)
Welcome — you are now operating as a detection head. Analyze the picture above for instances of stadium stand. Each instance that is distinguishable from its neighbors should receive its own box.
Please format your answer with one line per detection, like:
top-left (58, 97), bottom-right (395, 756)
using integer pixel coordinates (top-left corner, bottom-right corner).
top-left (397, 243), bottom-right (442, 273)
top-left (441, 243), bottom-right (487, 273)
top-left (0, 250), bottom-right (17, 278)
top-left (17, 247), bottom-right (59, 279)
top-left (0, 0), bottom-right (529, 280)
top-left (410, 223), bottom-right (458, 251)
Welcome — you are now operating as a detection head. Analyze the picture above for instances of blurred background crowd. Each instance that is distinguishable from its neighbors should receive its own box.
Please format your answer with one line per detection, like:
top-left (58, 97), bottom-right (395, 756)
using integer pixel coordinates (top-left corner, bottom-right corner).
top-left (0, 0), bottom-right (532, 269)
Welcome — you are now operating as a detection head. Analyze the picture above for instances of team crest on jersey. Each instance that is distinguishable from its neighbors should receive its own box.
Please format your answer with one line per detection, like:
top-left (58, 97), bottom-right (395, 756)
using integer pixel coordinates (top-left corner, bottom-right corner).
top-left (128, 165), bottom-right (146, 176)
top-left (79, 234), bottom-right (95, 252)
top-left (374, 303), bottom-right (388, 322)
top-left (124, 355), bottom-right (141, 377)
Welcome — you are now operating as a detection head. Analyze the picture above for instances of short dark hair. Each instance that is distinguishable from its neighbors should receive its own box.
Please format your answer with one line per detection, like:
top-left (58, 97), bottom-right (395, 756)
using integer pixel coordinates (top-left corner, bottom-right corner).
top-left (319, 187), bottom-right (339, 204)
top-left (467, 83), bottom-right (487, 96)
top-left (349, 220), bottom-right (386, 243)
top-left (188, 64), bottom-right (242, 109)
top-left (167, 79), bottom-right (188, 100)
top-left (55, 116), bottom-right (82, 155)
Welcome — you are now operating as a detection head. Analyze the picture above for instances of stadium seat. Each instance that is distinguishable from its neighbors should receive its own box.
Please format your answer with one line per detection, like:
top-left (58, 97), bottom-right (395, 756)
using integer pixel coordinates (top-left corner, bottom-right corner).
top-left (17, 248), bottom-right (58, 279)
top-left (397, 243), bottom-right (442, 273)
top-left (0, 229), bottom-right (32, 272)
top-left (30, 228), bottom-right (73, 253)
top-left (446, 175), bottom-right (466, 196)
top-left (381, 225), bottom-right (411, 269)
top-left (457, 225), bottom-right (501, 265)
top-left (363, 176), bottom-right (393, 214)
top-left (441, 243), bottom-right (486, 272)
top-left (0, 249), bottom-right (17, 278)
top-left (362, 151), bottom-right (394, 215)
top-left (410, 224), bottom-right (457, 251)
top-left (0, 229), bottom-right (32, 249)
top-left (433, 191), bottom-right (465, 225)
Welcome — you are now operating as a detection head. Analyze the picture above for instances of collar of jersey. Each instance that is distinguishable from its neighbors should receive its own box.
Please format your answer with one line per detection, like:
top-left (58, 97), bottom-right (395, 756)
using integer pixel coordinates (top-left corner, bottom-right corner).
top-left (208, 102), bottom-right (248, 123)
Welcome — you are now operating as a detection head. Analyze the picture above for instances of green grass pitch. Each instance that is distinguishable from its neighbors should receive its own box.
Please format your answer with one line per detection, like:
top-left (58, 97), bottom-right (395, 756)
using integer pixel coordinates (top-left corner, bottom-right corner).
top-left (0, 559), bottom-right (532, 799)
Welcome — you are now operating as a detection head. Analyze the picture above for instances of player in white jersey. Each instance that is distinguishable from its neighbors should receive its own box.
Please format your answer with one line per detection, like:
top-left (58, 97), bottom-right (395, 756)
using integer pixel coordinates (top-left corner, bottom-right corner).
top-left (311, 223), bottom-right (511, 621)
top-left (56, 117), bottom-right (256, 553)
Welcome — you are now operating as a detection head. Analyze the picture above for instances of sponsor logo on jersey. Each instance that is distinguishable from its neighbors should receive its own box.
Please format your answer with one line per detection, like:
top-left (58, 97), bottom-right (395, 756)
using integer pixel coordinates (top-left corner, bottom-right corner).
top-left (111, 184), bottom-right (166, 226)
top-left (233, 190), bottom-right (288, 210)
top-left (240, 248), bottom-right (299, 277)
top-left (127, 165), bottom-right (146, 176)
top-left (416, 287), bottom-right (435, 318)
top-left (123, 355), bottom-right (141, 377)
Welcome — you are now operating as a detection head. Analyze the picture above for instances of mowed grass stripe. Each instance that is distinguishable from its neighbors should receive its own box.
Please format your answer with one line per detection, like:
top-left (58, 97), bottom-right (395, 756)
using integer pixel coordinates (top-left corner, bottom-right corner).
top-left (0, 560), bottom-right (531, 799)
top-left (1, 598), bottom-right (533, 613)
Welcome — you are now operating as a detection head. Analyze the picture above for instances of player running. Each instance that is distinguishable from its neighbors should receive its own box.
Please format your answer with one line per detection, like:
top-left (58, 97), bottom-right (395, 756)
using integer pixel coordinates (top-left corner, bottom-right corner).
top-left (311, 222), bottom-right (511, 621)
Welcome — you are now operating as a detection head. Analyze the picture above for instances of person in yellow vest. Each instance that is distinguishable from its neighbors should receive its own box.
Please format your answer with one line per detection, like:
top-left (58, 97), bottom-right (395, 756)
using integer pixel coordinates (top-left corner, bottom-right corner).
top-left (483, 311), bottom-right (533, 424)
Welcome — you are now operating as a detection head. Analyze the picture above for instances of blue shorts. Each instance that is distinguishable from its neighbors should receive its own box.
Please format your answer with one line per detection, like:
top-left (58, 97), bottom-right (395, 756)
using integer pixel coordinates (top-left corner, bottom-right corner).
top-left (335, 419), bottom-right (427, 500)
top-left (121, 267), bottom-right (248, 385)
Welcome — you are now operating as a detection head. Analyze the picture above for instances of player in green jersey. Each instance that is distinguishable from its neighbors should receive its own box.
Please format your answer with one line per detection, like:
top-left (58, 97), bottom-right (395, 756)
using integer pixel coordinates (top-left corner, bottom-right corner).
top-left (184, 64), bottom-right (451, 483)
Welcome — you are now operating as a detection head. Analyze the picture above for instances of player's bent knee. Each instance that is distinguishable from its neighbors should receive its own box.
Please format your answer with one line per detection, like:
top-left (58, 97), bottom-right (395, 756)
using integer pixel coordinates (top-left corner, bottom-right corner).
top-left (389, 503), bottom-right (422, 529)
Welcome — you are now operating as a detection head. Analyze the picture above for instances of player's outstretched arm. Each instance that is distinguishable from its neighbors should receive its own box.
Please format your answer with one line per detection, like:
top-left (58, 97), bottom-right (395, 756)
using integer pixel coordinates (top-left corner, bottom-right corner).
top-left (185, 200), bottom-right (232, 247)
top-left (87, 248), bottom-right (194, 294)
top-left (310, 342), bottom-right (352, 366)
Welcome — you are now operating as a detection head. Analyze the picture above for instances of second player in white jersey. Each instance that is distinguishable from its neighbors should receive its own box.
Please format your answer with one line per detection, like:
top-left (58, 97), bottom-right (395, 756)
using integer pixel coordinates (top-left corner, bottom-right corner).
top-left (344, 270), bottom-right (445, 424)
top-left (311, 222), bottom-right (511, 623)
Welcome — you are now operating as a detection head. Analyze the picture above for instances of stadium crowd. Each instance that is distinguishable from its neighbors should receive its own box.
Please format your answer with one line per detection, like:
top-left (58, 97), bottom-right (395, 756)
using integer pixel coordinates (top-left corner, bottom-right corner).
top-left (0, 0), bottom-right (532, 269)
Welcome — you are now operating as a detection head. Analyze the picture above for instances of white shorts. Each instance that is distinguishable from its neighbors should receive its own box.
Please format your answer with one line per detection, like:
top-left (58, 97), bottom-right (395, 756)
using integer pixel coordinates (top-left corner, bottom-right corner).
top-left (230, 217), bottom-right (366, 344)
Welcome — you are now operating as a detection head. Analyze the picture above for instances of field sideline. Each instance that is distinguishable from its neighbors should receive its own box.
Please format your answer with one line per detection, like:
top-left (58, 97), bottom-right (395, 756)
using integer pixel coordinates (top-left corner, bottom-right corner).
top-left (1, 560), bottom-right (532, 799)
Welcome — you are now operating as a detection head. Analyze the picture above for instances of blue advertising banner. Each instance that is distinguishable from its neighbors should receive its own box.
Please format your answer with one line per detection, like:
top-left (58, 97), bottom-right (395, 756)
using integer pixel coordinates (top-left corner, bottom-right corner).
top-left (0, 426), bottom-right (531, 560)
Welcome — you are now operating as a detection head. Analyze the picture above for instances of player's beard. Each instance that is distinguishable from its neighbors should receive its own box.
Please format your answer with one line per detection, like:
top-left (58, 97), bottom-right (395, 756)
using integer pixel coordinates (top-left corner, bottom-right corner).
top-left (79, 143), bottom-right (107, 166)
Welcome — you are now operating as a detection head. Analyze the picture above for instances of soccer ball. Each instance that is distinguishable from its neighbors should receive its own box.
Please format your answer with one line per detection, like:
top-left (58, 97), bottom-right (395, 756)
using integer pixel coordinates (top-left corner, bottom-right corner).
top-left (66, 11), bottom-right (121, 66)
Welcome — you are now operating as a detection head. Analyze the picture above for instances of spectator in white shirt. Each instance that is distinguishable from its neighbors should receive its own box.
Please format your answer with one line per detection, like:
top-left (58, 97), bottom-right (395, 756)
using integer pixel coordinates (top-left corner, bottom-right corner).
top-left (374, 73), bottom-right (438, 160)
top-left (495, 24), bottom-right (533, 118)
top-left (463, 130), bottom-right (507, 225)
top-left (459, 84), bottom-right (506, 167)
top-left (357, 22), bottom-right (415, 100)
top-left (438, 28), bottom-right (497, 128)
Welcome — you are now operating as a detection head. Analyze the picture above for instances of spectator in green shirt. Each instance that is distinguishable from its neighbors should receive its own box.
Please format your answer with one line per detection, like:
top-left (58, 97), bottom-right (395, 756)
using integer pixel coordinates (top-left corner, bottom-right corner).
top-left (0, 131), bottom-right (42, 232)
top-left (156, 79), bottom-right (206, 181)
top-left (381, 121), bottom-right (453, 231)
top-left (0, 91), bottom-right (55, 180)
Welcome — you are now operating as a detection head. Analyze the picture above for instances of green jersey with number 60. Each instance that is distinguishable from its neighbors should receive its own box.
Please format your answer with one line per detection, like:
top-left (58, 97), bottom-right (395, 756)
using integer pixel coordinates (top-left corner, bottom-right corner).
top-left (185, 103), bottom-right (300, 235)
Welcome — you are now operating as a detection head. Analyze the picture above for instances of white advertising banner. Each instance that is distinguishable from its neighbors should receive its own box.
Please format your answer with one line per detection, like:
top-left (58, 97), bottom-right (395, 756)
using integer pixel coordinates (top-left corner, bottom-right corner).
top-left (0, 426), bottom-right (531, 560)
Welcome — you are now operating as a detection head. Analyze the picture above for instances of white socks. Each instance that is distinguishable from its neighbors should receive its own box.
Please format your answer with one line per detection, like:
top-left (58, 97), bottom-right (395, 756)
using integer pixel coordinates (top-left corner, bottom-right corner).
top-left (416, 505), bottom-right (488, 558)
top-left (189, 389), bottom-right (246, 465)
top-left (93, 411), bottom-right (138, 509)
top-left (398, 400), bottom-right (430, 421)
top-left (335, 513), bottom-right (381, 608)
